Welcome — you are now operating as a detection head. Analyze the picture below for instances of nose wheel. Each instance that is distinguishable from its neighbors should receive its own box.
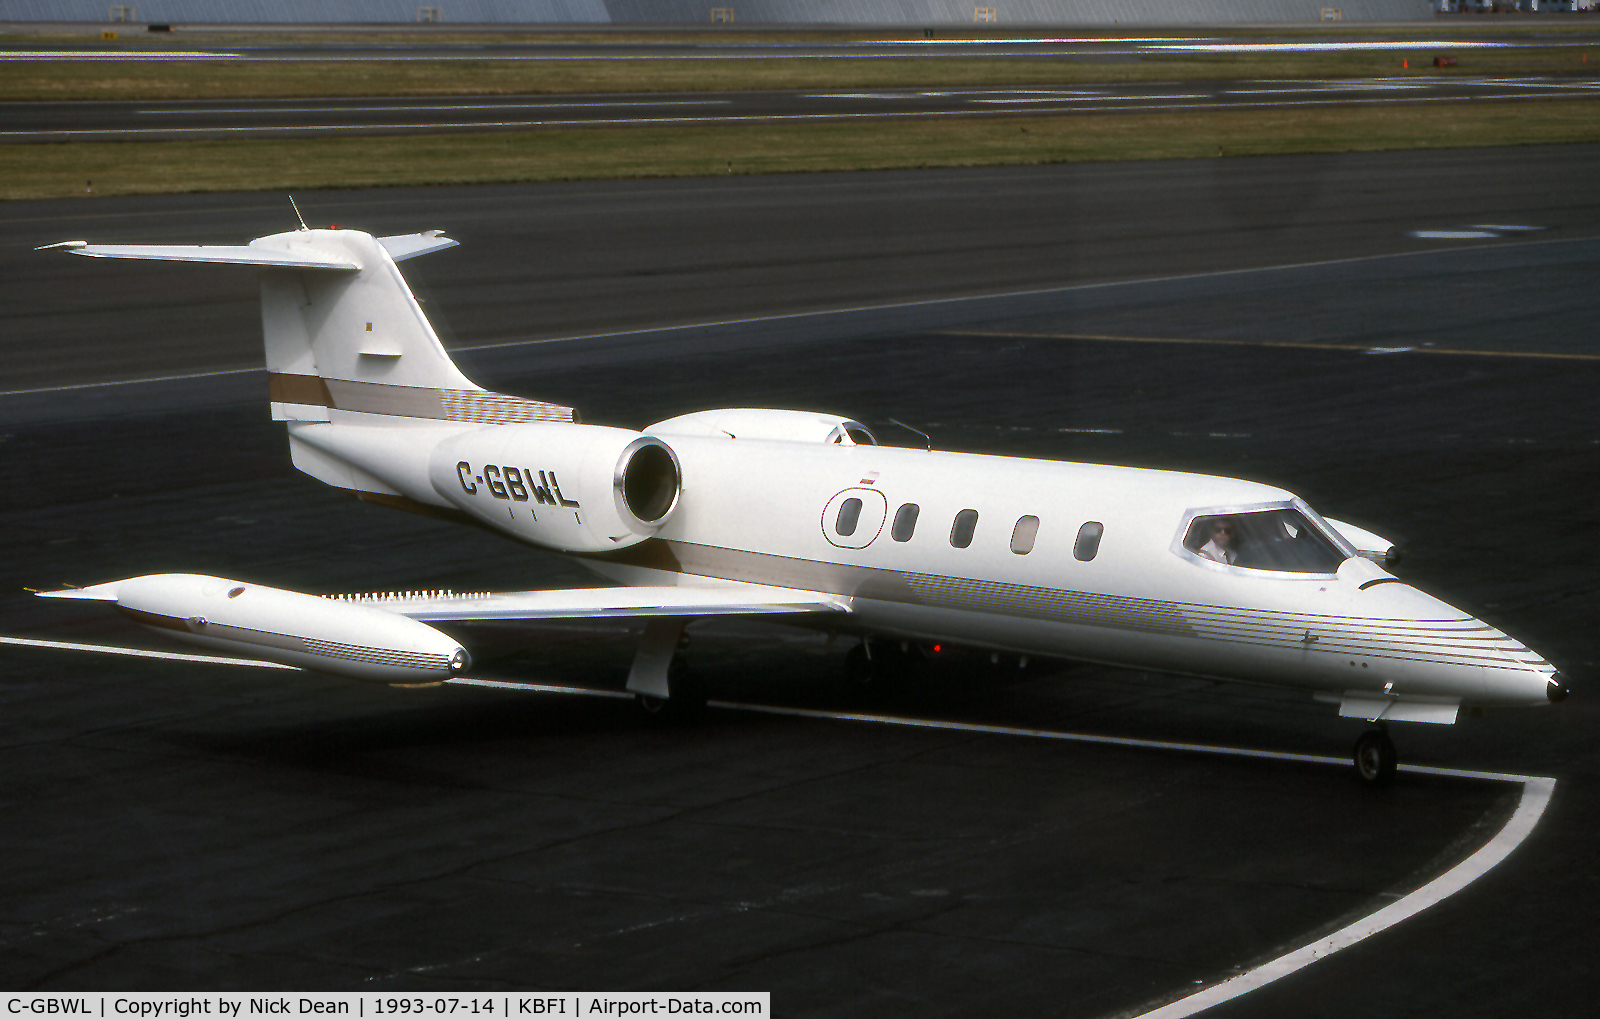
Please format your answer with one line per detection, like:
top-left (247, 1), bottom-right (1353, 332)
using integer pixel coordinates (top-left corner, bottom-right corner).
top-left (1353, 727), bottom-right (1397, 787)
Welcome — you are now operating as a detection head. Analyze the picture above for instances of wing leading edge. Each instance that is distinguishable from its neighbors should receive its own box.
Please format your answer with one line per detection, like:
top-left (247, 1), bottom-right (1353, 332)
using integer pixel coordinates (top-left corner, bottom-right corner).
top-left (333, 583), bottom-right (851, 622)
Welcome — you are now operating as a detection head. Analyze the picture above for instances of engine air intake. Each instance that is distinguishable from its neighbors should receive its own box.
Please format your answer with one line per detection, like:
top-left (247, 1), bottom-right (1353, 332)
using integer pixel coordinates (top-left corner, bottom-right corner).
top-left (617, 439), bottom-right (682, 525)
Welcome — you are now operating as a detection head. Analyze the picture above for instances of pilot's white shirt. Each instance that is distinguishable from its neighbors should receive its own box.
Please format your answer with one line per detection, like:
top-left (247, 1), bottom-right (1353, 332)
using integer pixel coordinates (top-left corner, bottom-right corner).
top-left (1199, 539), bottom-right (1237, 565)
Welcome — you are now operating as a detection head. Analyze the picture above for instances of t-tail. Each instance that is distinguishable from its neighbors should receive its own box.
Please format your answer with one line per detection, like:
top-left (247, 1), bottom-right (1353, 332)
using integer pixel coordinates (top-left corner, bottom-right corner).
top-left (42, 224), bottom-right (577, 517)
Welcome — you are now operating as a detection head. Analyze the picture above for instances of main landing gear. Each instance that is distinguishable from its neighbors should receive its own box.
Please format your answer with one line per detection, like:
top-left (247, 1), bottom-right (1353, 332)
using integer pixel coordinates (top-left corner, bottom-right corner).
top-left (634, 662), bottom-right (707, 719)
top-left (845, 639), bottom-right (914, 688)
top-left (1353, 726), bottom-right (1398, 788)
top-left (626, 618), bottom-right (707, 720)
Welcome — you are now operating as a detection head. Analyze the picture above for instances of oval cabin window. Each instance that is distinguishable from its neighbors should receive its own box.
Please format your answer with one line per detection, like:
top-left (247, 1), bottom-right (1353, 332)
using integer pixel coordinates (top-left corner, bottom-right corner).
top-left (1075, 521), bottom-right (1104, 562)
top-left (892, 503), bottom-right (919, 542)
top-left (950, 509), bottom-right (979, 549)
top-left (820, 488), bottom-right (888, 549)
top-left (835, 498), bottom-right (863, 537)
top-left (1010, 515), bottom-right (1039, 555)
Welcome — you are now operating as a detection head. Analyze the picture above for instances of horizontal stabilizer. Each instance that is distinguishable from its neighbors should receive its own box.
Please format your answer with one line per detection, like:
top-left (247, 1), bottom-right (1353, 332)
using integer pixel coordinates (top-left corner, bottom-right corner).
top-left (339, 584), bottom-right (850, 621)
top-left (40, 240), bottom-right (358, 271)
top-left (378, 231), bottom-right (460, 262)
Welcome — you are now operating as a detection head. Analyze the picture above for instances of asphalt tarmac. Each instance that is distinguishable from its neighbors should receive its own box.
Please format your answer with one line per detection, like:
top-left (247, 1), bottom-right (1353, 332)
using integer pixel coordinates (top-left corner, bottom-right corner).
top-left (7, 78), bottom-right (1600, 142)
top-left (2, 148), bottom-right (1598, 1014)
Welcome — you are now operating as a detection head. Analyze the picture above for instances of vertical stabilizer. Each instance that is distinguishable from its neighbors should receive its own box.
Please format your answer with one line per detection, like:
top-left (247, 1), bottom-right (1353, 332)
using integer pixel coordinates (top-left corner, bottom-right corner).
top-left (46, 225), bottom-right (577, 504)
top-left (250, 229), bottom-right (572, 427)
top-left (256, 229), bottom-right (477, 401)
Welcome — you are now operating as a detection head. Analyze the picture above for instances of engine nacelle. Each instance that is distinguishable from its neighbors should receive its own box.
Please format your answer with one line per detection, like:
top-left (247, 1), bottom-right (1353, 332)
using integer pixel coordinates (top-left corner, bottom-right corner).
top-left (50, 574), bottom-right (469, 685)
top-left (429, 422), bottom-right (682, 552)
top-left (646, 408), bottom-right (876, 446)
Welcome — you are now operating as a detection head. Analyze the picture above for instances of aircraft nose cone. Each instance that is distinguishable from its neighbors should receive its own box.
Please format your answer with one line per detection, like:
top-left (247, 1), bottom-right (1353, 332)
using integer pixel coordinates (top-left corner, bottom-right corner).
top-left (1548, 674), bottom-right (1569, 703)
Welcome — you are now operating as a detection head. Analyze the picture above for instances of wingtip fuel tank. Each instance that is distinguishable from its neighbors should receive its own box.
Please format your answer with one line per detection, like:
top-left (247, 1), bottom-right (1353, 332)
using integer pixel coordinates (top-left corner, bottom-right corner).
top-left (40, 574), bottom-right (469, 685)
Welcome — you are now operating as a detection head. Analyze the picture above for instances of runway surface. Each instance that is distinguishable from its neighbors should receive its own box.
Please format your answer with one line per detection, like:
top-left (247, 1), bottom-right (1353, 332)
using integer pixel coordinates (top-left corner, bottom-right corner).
top-left (2, 149), bottom-right (1599, 1013)
top-left (7, 76), bottom-right (1600, 141)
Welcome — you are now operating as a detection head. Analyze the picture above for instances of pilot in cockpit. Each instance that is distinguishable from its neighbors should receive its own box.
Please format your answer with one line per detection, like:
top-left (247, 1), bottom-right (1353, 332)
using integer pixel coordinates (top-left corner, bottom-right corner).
top-left (1196, 518), bottom-right (1240, 565)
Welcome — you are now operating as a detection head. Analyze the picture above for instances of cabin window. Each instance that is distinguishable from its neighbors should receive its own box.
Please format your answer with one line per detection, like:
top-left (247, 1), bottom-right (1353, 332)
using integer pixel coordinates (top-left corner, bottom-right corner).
top-left (835, 497), bottom-right (863, 537)
top-left (892, 503), bottom-right (919, 542)
top-left (1010, 515), bottom-right (1039, 555)
top-left (950, 509), bottom-right (979, 549)
top-left (1074, 521), bottom-right (1103, 562)
top-left (1183, 509), bottom-right (1346, 573)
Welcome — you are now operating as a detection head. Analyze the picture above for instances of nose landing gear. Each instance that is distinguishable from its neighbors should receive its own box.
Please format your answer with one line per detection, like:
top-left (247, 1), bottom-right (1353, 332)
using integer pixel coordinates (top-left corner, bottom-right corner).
top-left (1353, 726), bottom-right (1397, 787)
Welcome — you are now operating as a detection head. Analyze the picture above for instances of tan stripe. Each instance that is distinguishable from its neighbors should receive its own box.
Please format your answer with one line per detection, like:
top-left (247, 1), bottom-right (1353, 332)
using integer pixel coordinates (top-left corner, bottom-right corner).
top-left (268, 373), bottom-right (333, 407)
top-left (325, 378), bottom-right (447, 418)
top-left (268, 373), bottom-right (576, 424)
top-left (940, 330), bottom-right (1600, 362)
top-left (354, 491), bottom-right (477, 527)
top-left (116, 606), bottom-right (188, 632)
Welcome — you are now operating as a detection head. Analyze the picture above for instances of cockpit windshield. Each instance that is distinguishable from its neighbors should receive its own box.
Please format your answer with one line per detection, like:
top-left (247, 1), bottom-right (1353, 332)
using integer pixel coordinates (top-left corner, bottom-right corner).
top-left (1182, 508), bottom-right (1348, 574)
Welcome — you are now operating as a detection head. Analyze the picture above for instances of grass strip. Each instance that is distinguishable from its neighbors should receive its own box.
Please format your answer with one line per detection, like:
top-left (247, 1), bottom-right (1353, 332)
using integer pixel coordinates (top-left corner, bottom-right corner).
top-left (3, 50), bottom-right (1597, 100)
top-left (7, 98), bottom-right (1600, 201)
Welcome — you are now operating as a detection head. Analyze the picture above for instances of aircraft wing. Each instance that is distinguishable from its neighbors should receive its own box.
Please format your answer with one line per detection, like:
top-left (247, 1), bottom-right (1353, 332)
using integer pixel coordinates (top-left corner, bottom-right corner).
top-left (353, 583), bottom-right (851, 621)
top-left (15, 578), bottom-right (848, 686)
top-left (38, 231), bottom-right (456, 269)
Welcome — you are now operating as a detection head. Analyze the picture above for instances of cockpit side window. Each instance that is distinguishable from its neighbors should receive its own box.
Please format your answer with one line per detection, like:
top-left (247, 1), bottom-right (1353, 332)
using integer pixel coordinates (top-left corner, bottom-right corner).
top-left (1183, 509), bottom-right (1346, 574)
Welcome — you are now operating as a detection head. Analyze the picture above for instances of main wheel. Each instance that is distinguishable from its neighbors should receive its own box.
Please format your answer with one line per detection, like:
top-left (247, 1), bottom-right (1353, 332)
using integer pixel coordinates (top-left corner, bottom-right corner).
top-left (634, 664), bottom-right (708, 721)
top-left (844, 639), bottom-right (914, 687)
top-left (845, 643), bottom-right (875, 686)
top-left (1353, 728), bottom-right (1398, 788)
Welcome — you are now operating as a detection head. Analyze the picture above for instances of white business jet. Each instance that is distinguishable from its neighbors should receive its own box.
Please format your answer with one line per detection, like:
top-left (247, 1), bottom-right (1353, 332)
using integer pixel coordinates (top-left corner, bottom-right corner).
top-left (30, 223), bottom-right (1566, 787)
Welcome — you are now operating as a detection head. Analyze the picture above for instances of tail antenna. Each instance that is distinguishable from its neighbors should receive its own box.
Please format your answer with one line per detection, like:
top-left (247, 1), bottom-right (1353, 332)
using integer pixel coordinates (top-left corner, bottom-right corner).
top-left (287, 195), bottom-right (309, 232)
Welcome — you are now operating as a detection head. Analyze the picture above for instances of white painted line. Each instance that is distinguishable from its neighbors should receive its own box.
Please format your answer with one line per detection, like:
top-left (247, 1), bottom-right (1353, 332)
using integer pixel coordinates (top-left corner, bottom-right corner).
top-left (447, 676), bottom-right (633, 699)
top-left (429, 686), bottom-right (1554, 1018)
top-left (0, 89), bottom-right (1543, 142)
top-left (0, 365), bottom-right (260, 398)
top-left (13, 231), bottom-right (1587, 398)
top-left (1132, 775), bottom-right (1554, 1018)
top-left (974, 94), bottom-right (1207, 103)
top-left (0, 634), bottom-right (298, 669)
top-left (1225, 84), bottom-right (1432, 94)
top-left (0, 50), bottom-right (241, 60)
top-left (0, 51), bottom-right (1164, 64)
top-left (1409, 230), bottom-right (1500, 239)
top-left (1143, 41), bottom-right (1511, 52)
top-left (139, 100), bottom-right (734, 115)
top-left (708, 700), bottom-right (1353, 765)
top-left (863, 37), bottom-right (1199, 45)
top-left (1468, 224), bottom-right (1544, 232)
